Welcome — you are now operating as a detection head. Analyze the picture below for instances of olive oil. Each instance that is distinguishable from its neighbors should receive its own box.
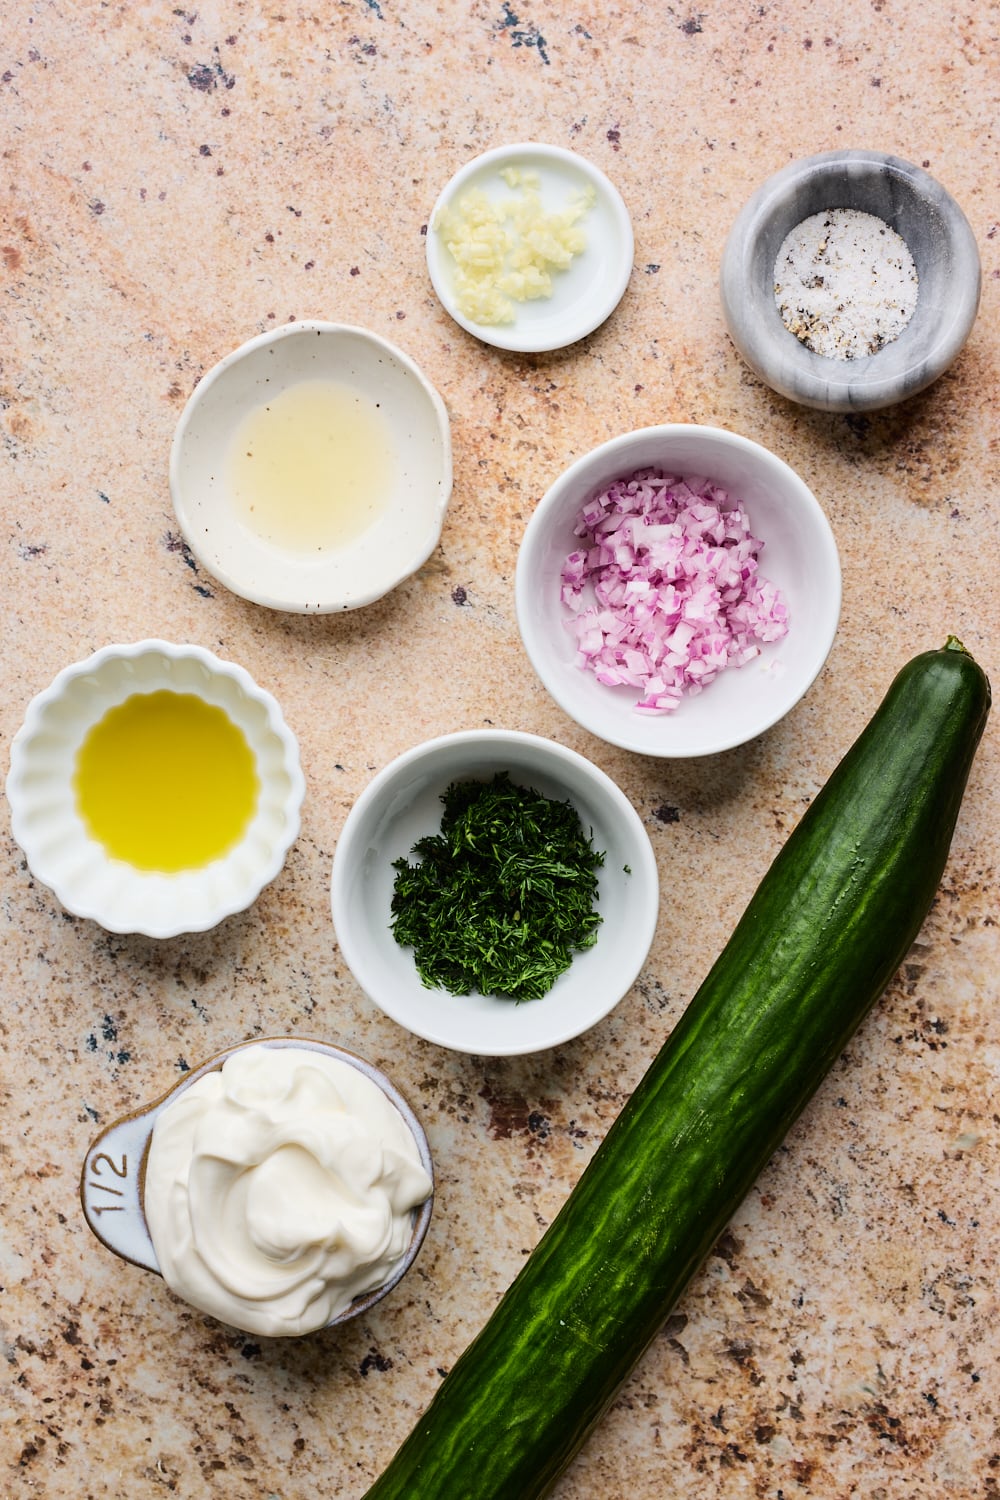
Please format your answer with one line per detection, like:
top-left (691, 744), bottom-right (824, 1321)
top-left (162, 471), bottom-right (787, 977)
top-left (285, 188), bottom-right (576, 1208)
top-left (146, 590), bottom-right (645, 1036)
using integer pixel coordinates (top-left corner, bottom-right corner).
top-left (74, 691), bottom-right (259, 872)
top-left (229, 378), bottom-right (394, 553)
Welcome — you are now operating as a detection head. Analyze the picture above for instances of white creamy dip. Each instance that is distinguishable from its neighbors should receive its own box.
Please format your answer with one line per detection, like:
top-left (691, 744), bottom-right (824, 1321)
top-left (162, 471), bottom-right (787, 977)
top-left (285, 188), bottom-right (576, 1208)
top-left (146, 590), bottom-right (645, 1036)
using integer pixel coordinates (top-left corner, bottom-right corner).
top-left (143, 1045), bottom-right (432, 1337)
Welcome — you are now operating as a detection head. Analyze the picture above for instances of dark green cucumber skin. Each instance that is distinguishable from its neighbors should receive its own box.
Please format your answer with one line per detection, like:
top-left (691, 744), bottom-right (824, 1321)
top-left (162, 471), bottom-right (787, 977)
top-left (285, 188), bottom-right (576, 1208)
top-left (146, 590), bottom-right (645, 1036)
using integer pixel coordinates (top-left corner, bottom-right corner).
top-left (363, 643), bottom-right (990, 1500)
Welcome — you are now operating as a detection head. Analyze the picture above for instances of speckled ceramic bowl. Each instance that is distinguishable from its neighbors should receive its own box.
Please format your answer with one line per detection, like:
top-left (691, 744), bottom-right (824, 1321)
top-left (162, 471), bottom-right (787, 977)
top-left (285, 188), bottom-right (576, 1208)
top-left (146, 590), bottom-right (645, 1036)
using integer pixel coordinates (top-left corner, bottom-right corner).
top-left (170, 321), bottom-right (452, 612)
top-left (80, 1037), bottom-right (434, 1333)
top-left (515, 425), bottom-right (841, 758)
top-left (720, 149), bottom-right (981, 412)
top-left (331, 729), bottom-right (659, 1056)
top-left (6, 640), bottom-right (305, 937)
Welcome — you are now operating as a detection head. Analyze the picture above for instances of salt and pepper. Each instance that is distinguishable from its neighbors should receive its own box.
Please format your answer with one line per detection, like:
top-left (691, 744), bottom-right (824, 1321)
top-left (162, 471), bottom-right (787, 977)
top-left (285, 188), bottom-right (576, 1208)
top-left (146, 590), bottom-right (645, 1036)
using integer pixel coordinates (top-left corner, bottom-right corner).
top-left (774, 208), bottom-right (919, 360)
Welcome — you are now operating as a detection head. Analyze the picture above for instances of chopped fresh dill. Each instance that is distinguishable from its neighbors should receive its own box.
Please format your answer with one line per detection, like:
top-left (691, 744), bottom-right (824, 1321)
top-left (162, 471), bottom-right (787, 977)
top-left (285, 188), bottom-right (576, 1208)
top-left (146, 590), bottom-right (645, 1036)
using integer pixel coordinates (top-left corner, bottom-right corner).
top-left (390, 772), bottom-right (605, 1002)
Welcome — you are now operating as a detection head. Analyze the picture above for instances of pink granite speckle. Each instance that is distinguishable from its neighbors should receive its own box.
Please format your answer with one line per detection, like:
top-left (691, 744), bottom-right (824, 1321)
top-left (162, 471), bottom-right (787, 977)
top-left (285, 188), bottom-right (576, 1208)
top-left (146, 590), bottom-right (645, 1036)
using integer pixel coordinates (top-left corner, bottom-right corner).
top-left (2, 2), bottom-right (998, 1497)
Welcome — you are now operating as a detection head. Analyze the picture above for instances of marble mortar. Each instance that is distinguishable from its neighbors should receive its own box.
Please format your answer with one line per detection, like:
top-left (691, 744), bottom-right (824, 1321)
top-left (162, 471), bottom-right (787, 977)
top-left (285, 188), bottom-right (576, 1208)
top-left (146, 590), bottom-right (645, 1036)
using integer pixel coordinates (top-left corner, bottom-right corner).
top-left (719, 149), bottom-right (981, 412)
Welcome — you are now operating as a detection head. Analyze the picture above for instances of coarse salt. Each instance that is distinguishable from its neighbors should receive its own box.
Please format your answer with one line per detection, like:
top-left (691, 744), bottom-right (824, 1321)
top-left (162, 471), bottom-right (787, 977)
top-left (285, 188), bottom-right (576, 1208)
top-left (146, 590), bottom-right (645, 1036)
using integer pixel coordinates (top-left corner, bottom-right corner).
top-left (560, 469), bottom-right (789, 715)
top-left (773, 207), bottom-right (918, 360)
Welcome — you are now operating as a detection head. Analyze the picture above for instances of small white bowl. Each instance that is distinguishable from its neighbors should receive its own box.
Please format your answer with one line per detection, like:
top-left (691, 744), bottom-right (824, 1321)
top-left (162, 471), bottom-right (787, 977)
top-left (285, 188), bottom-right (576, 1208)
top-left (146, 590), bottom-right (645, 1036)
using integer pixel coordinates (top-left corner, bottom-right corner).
top-left (426, 142), bottom-right (634, 353)
top-left (6, 640), bottom-right (305, 937)
top-left (169, 321), bottom-right (453, 613)
top-left (515, 425), bottom-right (841, 758)
top-left (330, 730), bottom-right (658, 1057)
top-left (80, 1036), bottom-right (434, 1333)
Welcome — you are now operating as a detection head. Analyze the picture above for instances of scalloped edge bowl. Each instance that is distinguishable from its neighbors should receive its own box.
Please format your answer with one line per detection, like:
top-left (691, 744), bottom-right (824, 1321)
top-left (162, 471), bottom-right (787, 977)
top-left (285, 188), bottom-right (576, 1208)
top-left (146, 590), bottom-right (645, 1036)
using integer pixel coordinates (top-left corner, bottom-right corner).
top-left (6, 640), bottom-right (305, 937)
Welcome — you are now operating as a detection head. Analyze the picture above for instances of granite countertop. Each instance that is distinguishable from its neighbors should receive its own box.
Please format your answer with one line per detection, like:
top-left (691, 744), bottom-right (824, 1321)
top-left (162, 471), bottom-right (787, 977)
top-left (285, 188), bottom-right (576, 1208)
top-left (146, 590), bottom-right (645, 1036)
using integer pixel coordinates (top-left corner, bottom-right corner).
top-left (3, 3), bottom-right (998, 1496)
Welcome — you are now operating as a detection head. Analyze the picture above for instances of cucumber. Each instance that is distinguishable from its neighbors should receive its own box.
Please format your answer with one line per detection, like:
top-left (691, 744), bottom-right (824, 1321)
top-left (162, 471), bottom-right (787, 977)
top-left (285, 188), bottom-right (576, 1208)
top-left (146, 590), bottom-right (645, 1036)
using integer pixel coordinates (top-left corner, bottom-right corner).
top-left (363, 639), bottom-right (990, 1500)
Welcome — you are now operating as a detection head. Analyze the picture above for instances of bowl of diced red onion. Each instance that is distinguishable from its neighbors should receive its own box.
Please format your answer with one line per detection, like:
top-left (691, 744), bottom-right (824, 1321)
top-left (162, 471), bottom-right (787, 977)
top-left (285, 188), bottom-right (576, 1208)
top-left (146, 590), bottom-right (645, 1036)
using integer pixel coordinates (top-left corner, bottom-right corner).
top-left (515, 424), bottom-right (841, 758)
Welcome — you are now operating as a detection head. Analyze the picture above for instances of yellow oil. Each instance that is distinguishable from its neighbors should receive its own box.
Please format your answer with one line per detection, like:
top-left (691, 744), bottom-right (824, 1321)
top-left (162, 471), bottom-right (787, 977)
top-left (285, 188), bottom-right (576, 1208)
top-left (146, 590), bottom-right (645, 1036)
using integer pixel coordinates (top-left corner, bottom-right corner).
top-left (228, 378), bottom-right (394, 552)
top-left (73, 691), bottom-right (259, 872)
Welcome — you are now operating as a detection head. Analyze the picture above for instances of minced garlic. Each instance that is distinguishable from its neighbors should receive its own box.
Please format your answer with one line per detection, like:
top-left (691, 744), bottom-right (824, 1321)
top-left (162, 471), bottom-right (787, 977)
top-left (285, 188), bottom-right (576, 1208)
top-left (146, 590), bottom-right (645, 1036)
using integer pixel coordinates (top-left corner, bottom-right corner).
top-left (434, 170), bottom-right (596, 326)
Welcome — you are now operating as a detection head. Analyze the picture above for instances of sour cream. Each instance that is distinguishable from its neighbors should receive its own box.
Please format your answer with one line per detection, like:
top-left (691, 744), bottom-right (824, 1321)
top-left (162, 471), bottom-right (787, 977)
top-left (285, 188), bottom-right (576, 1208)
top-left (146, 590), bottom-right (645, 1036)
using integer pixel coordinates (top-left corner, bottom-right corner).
top-left (143, 1045), bottom-right (433, 1337)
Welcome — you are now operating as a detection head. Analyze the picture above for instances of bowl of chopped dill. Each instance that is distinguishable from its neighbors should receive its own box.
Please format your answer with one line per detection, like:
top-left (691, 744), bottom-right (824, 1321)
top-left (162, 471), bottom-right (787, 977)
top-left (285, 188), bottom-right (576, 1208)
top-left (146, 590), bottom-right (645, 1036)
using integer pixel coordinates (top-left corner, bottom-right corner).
top-left (330, 730), bottom-right (659, 1056)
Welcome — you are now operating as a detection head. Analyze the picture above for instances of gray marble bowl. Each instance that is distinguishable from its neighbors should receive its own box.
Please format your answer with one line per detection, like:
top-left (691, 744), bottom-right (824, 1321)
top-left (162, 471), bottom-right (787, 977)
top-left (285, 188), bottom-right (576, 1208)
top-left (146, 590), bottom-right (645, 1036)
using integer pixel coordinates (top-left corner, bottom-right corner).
top-left (720, 150), bottom-right (981, 412)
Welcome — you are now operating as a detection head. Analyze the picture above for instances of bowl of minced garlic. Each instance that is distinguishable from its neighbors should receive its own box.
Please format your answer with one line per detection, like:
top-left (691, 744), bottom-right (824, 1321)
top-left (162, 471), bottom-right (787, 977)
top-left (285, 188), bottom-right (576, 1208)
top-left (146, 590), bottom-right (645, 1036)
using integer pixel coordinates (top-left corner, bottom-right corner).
top-left (720, 149), bottom-right (980, 412)
top-left (426, 142), bottom-right (634, 353)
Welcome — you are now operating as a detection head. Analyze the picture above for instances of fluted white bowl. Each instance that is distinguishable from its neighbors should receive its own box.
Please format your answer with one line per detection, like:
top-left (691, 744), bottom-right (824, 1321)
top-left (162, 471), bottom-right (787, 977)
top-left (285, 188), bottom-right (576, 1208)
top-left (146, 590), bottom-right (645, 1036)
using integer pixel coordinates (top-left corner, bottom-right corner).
top-left (6, 640), bottom-right (305, 937)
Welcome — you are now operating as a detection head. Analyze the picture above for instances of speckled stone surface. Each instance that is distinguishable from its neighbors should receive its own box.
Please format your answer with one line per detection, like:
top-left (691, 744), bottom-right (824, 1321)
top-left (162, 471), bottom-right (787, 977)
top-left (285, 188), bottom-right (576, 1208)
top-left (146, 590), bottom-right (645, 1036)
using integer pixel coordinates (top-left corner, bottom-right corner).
top-left (2, 4), bottom-right (999, 1498)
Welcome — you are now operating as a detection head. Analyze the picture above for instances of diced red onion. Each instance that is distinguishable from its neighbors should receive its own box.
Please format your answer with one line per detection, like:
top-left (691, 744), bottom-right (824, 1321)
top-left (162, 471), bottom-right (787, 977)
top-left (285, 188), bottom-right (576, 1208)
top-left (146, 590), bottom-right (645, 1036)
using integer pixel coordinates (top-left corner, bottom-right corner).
top-left (560, 468), bottom-right (789, 714)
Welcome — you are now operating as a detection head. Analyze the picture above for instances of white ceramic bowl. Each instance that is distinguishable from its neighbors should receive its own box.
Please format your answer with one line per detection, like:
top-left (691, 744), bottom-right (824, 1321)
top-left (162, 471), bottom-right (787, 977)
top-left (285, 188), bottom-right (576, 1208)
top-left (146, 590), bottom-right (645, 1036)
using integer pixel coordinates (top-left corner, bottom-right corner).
top-left (6, 640), bottom-right (305, 937)
top-left (426, 142), bottom-right (634, 353)
top-left (330, 730), bottom-right (658, 1056)
top-left (80, 1036), bottom-right (434, 1332)
top-left (169, 321), bottom-right (453, 613)
top-left (515, 425), bottom-right (841, 758)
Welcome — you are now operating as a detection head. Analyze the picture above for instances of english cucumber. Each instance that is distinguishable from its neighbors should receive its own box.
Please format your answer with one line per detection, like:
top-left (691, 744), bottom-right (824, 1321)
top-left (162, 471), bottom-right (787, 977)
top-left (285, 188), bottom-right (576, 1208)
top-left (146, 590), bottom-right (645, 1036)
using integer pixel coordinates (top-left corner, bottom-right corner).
top-left (363, 639), bottom-right (990, 1500)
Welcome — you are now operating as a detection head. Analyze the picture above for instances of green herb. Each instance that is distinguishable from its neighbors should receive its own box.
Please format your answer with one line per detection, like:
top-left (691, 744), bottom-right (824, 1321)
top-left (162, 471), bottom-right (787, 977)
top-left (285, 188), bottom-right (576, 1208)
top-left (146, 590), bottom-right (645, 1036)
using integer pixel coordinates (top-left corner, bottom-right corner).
top-left (390, 773), bottom-right (605, 1001)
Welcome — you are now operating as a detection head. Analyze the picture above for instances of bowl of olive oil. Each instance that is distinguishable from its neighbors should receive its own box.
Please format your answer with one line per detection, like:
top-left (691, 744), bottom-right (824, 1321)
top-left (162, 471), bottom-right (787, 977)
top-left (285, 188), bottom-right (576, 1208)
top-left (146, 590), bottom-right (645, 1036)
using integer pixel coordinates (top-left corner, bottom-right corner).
top-left (169, 321), bottom-right (453, 614)
top-left (6, 641), bottom-right (305, 937)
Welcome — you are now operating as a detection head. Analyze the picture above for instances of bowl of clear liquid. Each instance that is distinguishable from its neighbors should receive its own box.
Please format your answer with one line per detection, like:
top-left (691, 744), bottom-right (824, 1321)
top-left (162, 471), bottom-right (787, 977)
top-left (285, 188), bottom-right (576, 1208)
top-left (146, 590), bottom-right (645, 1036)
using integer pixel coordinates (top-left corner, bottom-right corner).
top-left (170, 322), bottom-right (453, 613)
